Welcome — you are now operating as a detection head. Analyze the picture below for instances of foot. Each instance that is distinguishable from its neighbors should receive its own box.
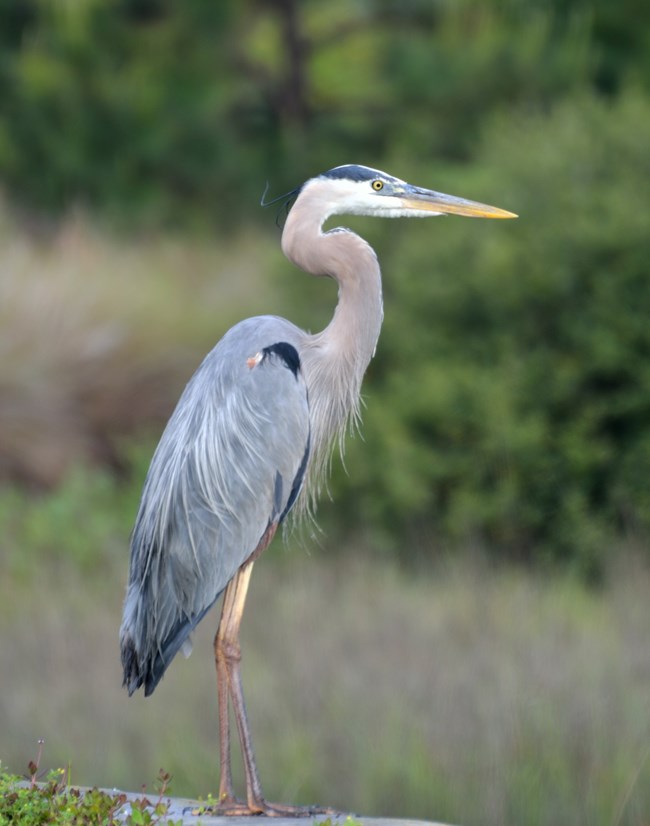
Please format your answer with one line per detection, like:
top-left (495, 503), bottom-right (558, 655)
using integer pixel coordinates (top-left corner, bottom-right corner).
top-left (250, 800), bottom-right (338, 817)
top-left (190, 796), bottom-right (338, 817)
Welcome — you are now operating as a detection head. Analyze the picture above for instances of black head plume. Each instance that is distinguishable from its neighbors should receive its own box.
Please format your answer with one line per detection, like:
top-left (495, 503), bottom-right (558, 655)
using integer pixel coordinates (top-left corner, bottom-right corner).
top-left (261, 180), bottom-right (302, 228)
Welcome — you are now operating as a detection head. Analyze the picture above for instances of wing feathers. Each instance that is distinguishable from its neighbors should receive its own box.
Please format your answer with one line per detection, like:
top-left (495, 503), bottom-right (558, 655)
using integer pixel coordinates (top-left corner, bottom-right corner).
top-left (120, 319), bottom-right (309, 694)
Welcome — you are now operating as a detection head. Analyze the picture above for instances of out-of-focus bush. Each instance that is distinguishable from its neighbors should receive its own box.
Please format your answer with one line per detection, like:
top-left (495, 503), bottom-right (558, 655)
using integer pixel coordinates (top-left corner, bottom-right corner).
top-left (317, 91), bottom-right (650, 575)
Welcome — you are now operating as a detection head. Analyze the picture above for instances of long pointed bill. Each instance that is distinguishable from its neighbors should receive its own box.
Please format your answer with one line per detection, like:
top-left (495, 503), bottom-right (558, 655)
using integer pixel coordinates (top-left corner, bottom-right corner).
top-left (400, 186), bottom-right (517, 219)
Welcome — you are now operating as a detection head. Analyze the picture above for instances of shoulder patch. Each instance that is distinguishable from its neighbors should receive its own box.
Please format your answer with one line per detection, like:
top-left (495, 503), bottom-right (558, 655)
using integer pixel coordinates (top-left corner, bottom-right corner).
top-left (262, 341), bottom-right (301, 378)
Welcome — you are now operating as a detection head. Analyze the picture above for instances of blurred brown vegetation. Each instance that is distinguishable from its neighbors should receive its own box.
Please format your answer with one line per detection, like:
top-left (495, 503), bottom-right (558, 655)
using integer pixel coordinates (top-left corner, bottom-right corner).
top-left (0, 213), bottom-right (283, 486)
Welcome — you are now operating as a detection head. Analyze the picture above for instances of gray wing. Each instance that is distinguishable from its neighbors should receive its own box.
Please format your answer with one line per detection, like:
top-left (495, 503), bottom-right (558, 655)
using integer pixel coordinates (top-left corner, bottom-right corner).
top-left (120, 316), bottom-right (309, 695)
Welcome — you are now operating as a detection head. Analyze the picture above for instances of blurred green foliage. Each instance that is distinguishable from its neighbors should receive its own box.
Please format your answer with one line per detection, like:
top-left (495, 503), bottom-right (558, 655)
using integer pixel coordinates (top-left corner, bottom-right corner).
top-left (0, 462), bottom-right (139, 582)
top-left (0, 0), bottom-right (649, 571)
top-left (0, 764), bottom-right (181, 825)
top-left (1, 0), bottom-right (648, 224)
top-left (321, 92), bottom-right (650, 576)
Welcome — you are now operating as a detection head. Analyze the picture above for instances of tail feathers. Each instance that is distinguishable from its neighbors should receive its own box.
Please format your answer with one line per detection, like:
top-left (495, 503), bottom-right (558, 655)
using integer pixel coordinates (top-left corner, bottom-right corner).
top-left (120, 600), bottom-right (216, 697)
top-left (121, 634), bottom-right (142, 697)
top-left (121, 618), bottom-right (193, 697)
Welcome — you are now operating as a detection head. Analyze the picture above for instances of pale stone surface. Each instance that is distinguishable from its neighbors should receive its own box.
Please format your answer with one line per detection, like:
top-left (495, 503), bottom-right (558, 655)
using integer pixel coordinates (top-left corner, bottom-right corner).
top-left (109, 788), bottom-right (452, 826)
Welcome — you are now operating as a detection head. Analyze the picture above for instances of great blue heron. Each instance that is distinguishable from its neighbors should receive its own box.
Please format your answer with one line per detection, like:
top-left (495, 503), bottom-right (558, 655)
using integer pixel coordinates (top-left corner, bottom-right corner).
top-left (120, 164), bottom-right (516, 816)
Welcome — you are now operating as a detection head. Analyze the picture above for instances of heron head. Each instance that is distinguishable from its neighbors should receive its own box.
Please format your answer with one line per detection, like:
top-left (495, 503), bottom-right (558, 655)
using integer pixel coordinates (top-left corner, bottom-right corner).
top-left (305, 164), bottom-right (517, 220)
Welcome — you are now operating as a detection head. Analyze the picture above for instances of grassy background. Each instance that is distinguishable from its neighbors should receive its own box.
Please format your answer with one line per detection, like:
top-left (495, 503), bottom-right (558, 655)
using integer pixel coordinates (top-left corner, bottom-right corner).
top-left (1, 463), bottom-right (649, 826)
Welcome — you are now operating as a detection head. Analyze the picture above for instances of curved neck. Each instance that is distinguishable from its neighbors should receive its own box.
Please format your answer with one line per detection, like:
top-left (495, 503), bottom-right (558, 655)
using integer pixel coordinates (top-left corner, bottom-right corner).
top-left (280, 192), bottom-right (384, 512)
top-left (281, 195), bottom-right (384, 371)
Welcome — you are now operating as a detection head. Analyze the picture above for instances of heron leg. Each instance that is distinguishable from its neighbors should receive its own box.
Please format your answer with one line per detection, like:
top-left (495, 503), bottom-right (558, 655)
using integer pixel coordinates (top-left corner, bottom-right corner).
top-left (212, 544), bottom-right (335, 817)
top-left (213, 578), bottom-right (240, 806)
top-left (215, 560), bottom-right (266, 812)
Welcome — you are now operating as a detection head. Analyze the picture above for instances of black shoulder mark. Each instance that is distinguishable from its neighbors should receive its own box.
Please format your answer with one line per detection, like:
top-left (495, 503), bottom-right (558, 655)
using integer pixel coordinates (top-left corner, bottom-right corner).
top-left (262, 341), bottom-right (301, 378)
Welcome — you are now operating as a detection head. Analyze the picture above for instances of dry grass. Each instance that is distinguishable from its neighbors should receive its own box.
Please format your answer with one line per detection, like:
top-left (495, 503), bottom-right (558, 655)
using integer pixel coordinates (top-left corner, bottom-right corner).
top-left (0, 207), bottom-right (283, 485)
top-left (1, 543), bottom-right (648, 826)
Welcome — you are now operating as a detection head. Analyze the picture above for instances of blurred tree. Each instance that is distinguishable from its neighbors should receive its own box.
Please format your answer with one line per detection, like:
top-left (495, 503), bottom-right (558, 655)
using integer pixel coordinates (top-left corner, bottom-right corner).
top-left (0, 0), bottom-right (648, 224)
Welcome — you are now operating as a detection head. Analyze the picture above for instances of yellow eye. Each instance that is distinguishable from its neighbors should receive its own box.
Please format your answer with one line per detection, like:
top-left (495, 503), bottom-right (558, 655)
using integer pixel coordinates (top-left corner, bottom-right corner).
top-left (372, 179), bottom-right (384, 191)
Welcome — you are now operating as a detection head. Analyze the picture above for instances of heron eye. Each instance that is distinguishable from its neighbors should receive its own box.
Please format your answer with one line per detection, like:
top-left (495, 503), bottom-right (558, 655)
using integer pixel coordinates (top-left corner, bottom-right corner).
top-left (372, 180), bottom-right (384, 191)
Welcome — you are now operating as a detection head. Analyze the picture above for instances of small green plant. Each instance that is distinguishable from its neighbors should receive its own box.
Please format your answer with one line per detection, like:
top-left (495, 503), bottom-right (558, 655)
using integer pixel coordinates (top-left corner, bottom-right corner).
top-left (0, 744), bottom-right (181, 826)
